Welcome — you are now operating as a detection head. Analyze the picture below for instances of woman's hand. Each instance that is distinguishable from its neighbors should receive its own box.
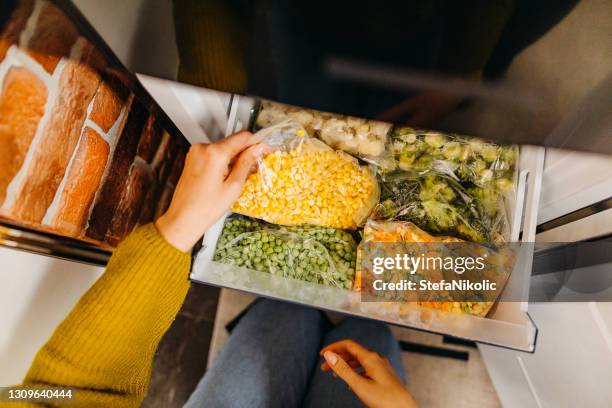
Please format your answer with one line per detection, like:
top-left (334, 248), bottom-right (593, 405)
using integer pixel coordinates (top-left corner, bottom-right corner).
top-left (155, 131), bottom-right (267, 252)
top-left (321, 339), bottom-right (417, 408)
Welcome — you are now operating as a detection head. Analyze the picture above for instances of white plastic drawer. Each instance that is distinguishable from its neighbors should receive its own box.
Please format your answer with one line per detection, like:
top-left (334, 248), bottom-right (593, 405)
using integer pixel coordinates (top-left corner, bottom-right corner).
top-left (190, 97), bottom-right (546, 352)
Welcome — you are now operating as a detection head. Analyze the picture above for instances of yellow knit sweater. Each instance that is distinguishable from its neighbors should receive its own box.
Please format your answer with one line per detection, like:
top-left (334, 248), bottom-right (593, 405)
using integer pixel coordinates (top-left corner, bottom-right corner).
top-left (2, 224), bottom-right (192, 407)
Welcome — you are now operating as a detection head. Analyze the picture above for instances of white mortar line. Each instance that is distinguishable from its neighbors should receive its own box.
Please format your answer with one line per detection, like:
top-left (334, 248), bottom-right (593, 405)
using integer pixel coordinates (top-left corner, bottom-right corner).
top-left (150, 130), bottom-right (170, 169)
top-left (18, 0), bottom-right (43, 48)
top-left (0, 47), bottom-right (21, 95)
top-left (8, 46), bottom-right (51, 84)
top-left (1, 54), bottom-right (66, 212)
top-left (41, 92), bottom-right (99, 226)
top-left (82, 94), bottom-right (134, 232)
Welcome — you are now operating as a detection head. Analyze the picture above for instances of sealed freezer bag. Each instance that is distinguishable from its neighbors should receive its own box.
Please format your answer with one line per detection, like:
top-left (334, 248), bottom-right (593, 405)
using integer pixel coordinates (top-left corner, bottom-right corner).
top-left (255, 100), bottom-right (391, 158)
top-left (232, 121), bottom-right (379, 229)
top-left (373, 170), bottom-right (511, 244)
top-left (356, 220), bottom-right (514, 317)
top-left (385, 127), bottom-right (518, 194)
top-left (214, 215), bottom-right (357, 289)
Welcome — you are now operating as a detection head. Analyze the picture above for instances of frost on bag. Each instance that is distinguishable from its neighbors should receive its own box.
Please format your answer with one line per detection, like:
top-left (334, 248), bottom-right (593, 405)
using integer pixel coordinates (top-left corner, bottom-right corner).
top-left (213, 215), bottom-right (357, 289)
top-left (372, 170), bottom-right (511, 244)
top-left (232, 120), bottom-right (379, 230)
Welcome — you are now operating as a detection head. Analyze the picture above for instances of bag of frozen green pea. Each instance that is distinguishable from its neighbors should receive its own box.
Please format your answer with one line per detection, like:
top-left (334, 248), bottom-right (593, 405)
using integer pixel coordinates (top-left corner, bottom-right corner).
top-left (213, 215), bottom-right (358, 289)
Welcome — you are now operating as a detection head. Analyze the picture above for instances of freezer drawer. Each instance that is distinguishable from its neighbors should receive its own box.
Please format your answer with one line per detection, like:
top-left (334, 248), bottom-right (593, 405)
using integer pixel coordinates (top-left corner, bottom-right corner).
top-left (190, 97), bottom-right (545, 352)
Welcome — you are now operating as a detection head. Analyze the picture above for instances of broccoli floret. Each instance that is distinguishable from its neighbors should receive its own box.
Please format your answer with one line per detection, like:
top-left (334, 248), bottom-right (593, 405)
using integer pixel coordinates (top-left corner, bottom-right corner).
top-left (481, 144), bottom-right (500, 163)
top-left (422, 200), bottom-right (458, 230)
top-left (424, 133), bottom-right (446, 148)
top-left (442, 142), bottom-right (462, 160)
top-left (456, 222), bottom-right (486, 243)
top-left (419, 176), bottom-right (456, 202)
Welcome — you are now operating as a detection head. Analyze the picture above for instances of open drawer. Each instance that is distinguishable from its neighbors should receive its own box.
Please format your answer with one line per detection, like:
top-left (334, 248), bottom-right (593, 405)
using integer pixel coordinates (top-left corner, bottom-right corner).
top-left (190, 96), bottom-right (546, 352)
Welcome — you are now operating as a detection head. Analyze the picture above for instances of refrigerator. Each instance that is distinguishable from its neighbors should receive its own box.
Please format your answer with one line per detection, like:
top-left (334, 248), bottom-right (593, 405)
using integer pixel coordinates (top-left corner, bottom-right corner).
top-left (1, 0), bottom-right (611, 360)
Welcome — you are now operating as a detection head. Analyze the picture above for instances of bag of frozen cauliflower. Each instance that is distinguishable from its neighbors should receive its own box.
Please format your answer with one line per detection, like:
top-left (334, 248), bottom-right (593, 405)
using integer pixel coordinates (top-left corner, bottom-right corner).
top-left (232, 121), bottom-right (379, 229)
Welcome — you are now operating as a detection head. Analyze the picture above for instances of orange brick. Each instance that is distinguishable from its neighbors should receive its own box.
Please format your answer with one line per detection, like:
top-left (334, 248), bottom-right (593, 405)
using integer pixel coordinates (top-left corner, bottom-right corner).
top-left (0, 0), bottom-right (34, 61)
top-left (26, 0), bottom-right (79, 74)
top-left (86, 100), bottom-right (147, 241)
top-left (90, 73), bottom-right (129, 133)
top-left (48, 128), bottom-right (110, 236)
top-left (8, 60), bottom-right (100, 222)
top-left (0, 66), bottom-right (47, 205)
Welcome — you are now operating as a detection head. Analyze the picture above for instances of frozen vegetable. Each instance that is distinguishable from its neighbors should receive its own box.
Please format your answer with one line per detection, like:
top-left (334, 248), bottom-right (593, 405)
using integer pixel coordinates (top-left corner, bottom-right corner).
top-left (255, 100), bottom-right (390, 157)
top-left (232, 121), bottom-right (379, 229)
top-left (373, 170), bottom-right (509, 244)
top-left (387, 127), bottom-right (518, 193)
top-left (214, 215), bottom-right (357, 289)
top-left (356, 220), bottom-right (513, 317)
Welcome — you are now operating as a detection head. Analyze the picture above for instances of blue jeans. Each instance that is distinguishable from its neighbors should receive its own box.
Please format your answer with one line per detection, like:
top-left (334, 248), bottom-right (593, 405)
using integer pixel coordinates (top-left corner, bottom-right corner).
top-left (184, 299), bottom-right (405, 408)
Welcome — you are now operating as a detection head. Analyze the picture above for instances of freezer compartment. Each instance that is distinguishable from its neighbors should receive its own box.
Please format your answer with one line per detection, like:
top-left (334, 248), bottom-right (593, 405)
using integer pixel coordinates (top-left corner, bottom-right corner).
top-left (191, 98), bottom-right (545, 352)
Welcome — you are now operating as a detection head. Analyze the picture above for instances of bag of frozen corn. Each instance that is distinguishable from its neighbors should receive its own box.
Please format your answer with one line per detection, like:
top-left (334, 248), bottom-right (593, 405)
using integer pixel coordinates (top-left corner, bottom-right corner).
top-left (214, 215), bottom-right (357, 289)
top-left (232, 121), bottom-right (379, 230)
top-left (355, 220), bottom-right (514, 317)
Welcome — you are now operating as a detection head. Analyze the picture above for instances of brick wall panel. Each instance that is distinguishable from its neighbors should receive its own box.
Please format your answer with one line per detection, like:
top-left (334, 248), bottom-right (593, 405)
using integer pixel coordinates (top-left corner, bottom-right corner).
top-left (27, 0), bottom-right (80, 74)
top-left (90, 72), bottom-right (129, 133)
top-left (0, 0), bottom-right (33, 60)
top-left (7, 61), bottom-right (100, 222)
top-left (136, 115), bottom-right (164, 163)
top-left (0, 66), bottom-right (47, 205)
top-left (86, 100), bottom-right (147, 241)
top-left (48, 127), bottom-right (110, 236)
top-left (105, 160), bottom-right (153, 246)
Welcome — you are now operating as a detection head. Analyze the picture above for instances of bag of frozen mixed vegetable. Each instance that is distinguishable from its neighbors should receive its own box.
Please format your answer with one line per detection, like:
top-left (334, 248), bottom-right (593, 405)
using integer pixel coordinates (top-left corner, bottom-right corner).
top-left (214, 215), bottom-right (357, 289)
top-left (355, 220), bottom-right (514, 317)
top-left (232, 120), bottom-right (379, 230)
top-left (385, 127), bottom-right (518, 194)
top-left (372, 170), bottom-right (510, 244)
top-left (254, 100), bottom-right (391, 158)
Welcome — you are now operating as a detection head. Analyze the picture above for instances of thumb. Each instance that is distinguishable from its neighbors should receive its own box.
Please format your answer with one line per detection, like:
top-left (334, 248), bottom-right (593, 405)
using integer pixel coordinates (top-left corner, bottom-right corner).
top-left (224, 143), bottom-right (268, 193)
top-left (323, 351), bottom-right (370, 392)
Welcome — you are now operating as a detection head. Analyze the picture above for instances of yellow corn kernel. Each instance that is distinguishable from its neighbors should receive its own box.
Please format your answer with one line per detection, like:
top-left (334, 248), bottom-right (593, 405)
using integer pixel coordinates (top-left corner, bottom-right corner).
top-left (232, 148), bottom-right (378, 229)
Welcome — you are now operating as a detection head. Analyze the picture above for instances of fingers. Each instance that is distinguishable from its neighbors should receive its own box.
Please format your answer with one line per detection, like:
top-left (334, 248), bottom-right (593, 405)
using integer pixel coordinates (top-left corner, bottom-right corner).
top-left (323, 351), bottom-right (371, 391)
top-left (321, 340), bottom-right (391, 381)
top-left (217, 131), bottom-right (260, 157)
top-left (224, 143), bottom-right (268, 194)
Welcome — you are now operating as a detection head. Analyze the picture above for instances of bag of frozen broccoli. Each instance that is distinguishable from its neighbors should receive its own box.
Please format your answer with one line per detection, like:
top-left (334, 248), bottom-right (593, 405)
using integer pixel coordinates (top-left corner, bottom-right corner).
top-left (232, 120), bottom-right (379, 230)
top-left (385, 127), bottom-right (518, 195)
top-left (213, 215), bottom-right (357, 289)
top-left (372, 170), bottom-right (511, 244)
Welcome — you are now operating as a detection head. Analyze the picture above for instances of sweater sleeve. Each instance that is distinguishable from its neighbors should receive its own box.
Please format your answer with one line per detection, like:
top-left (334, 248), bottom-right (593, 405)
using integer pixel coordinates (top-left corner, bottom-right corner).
top-left (12, 224), bottom-right (192, 408)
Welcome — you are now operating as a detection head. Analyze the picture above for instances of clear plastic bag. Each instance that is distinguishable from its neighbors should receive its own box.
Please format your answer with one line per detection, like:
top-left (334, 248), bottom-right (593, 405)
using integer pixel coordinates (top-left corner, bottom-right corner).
top-left (372, 170), bottom-right (510, 244)
top-left (232, 120), bottom-right (379, 230)
top-left (355, 220), bottom-right (514, 317)
top-left (386, 127), bottom-right (518, 194)
top-left (213, 215), bottom-right (357, 289)
top-left (255, 100), bottom-right (391, 158)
